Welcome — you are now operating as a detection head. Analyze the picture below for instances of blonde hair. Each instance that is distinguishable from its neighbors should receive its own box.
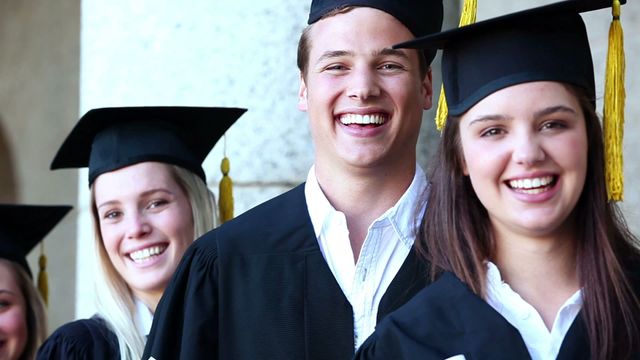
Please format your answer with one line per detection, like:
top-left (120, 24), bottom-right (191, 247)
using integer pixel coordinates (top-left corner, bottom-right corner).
top-left (1, 259), bottom-right (47, 360)
top-left (90, 164), bottom-right (217, 359)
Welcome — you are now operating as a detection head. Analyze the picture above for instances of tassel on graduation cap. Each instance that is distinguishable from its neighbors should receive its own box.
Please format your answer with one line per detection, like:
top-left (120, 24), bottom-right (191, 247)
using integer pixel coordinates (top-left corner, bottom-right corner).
top-left (37, 242), bottom-right (49, 305)
top-left (435, 0), bottom-right (478, 131)
top-left (219, 135), bottom-right (234, 223)
top-left (604, 0), bottom-right (625, 201)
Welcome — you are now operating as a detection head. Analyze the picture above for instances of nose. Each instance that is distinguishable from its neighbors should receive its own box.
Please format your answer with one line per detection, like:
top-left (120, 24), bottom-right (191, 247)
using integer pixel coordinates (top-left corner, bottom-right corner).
top-left (346, 67), bottom-right (380, 100)
top-left (512, 133), bottom-right (545, 166)
top-left (125, 214), bottom-right (152, 239)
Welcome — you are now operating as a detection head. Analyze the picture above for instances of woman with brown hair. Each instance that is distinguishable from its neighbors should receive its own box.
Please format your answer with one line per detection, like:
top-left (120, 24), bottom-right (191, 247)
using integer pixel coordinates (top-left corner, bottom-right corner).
top-left (0, 204), bottom-right (71, 360)
top-left (356, 1), bottom-right (639, 359)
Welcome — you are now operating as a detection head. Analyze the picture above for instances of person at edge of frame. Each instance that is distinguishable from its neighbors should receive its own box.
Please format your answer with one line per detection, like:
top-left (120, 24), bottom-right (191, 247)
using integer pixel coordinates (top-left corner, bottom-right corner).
top-left (0, 204), bottom-right (71, 360)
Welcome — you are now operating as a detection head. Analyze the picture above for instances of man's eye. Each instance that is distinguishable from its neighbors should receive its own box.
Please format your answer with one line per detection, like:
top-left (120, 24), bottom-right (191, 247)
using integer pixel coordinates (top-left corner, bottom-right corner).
top-left (325, 64), bottom-right (348, 71)
top-left (379, 63), bottom-right (403, 71)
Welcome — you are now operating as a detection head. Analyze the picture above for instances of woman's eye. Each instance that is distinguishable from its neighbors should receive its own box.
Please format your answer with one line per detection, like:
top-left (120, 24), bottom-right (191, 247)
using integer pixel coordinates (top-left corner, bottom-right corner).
top-left (0, 300), bottom-right (10, 309)
top-left (148, 199), bottom-right (169, 209)
top-left (541, 120), bottom-right (567, 131)
top-left (480, 128), bottom-right (504, 137)
top-left (103, 210), bottom-right (121, 220)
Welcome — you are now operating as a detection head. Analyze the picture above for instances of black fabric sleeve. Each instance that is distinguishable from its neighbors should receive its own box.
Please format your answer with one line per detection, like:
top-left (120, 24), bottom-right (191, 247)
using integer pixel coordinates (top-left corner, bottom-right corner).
top-left (143, 236), bottom-right (220, 359)
top-left (36, 317), bottom-right (118, 360)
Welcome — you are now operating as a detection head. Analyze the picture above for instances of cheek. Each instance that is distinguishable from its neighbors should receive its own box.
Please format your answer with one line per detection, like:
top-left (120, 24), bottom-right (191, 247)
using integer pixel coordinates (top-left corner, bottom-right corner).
top-left (166, 207), bottom-right (195, 253)
top-left (561, 134), bottom-right (588, 171)
top-left (460, 139), bottom-right (485, 177)
top-left (0, 307), bottom-right (28, 349)
top-left (385, 79), bottom-right (419, 105)
top-left (306, 77), bottom-right (342, 104)
top-left (99, 226), bottom-right (122, 260)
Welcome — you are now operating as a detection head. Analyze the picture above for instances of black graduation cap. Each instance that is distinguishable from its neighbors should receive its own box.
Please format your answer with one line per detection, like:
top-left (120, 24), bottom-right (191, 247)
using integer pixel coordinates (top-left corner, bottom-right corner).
top-left (0, 204), bottom-right (72, 278)
top-left (50, 106), bottom-right (246, 186)
top-left (394, 0), bottom-right (625, 116)
top-left (307, 0), bottom-right (444, 63)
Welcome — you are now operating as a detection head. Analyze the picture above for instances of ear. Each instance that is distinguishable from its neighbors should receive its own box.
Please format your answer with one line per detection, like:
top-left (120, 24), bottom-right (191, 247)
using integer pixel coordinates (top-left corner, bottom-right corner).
top-left (297, 73), bottom-right (308, 112)
top-left (422, 68), bottom-right (434, 110)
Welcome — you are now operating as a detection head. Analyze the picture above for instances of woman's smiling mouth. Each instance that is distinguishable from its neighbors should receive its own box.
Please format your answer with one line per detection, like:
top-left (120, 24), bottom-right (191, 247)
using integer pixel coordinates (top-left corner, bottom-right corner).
top-left (128, 245), bottom-right (168, 263)
top-left (506, 175), bottom-right (557, 195)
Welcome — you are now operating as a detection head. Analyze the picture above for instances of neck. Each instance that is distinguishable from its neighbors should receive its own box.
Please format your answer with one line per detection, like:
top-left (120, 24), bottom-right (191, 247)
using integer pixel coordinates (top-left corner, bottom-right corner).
top-left (314, 159), bottom-right (417, 261)
top-left (133, 289), bottom-right (162, 314)
top-left (493, 228), bottom-right (579, 330)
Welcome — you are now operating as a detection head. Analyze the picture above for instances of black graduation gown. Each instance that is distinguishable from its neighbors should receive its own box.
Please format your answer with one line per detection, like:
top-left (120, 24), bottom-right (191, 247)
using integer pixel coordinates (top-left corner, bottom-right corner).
top-left (143, 184), bottom-right (428, 360)
top-left (37, 316), bottom-right (119, 360)
top-left (355, 271), bottom-right (640, 359)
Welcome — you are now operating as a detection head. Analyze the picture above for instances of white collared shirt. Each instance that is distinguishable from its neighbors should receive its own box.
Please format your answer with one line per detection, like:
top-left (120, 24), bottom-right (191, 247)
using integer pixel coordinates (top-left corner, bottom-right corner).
top-left (304, 165), bottom-right (428, 349)
top-left (134, 298), bottom-right (154, 337)
top-left (485, 262), bottom-right (583, 360)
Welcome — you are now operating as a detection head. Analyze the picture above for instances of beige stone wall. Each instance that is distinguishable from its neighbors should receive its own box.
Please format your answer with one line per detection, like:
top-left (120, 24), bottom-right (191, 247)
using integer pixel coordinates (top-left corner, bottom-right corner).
top-left (0, 0), bottom-right (637, 333)
top-left (0, 1), bottom-right (80, 331)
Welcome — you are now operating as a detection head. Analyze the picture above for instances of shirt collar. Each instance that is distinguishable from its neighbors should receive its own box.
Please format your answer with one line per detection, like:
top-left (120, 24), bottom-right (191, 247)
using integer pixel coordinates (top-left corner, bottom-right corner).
top-left (486, 261), bottom-right (583, 309)
top-left (304, 165), bottom-right (429, 247)
top-left (134, 298), bottom-right (154, 337)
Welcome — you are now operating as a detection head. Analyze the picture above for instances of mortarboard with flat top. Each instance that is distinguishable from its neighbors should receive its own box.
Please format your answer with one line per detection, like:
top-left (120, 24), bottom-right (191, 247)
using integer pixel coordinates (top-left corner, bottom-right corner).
top-left (394, 0), bottom-right (626, 116)
top-left (307, 0), bottom-right (444, 64)
top-left (50, 106), bottom-right (246, 186)
top-left (394, 0), bottom-right (628, 200)
top-left (0, 204), bottom-right (72, 278)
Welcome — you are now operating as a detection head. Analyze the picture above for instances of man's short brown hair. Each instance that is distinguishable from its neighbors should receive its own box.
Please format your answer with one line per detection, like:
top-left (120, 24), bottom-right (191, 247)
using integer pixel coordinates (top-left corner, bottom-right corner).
top-left (296, 6), bottom-right (428, 80)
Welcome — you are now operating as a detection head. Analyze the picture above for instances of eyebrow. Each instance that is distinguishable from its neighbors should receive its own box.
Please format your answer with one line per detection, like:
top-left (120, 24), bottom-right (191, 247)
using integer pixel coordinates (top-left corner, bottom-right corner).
top-left (0, 289), bottom-right (18, 296)
top-left (315, 47), bottom-right (410, 64)
top-left (467, 105), bottom-right (578, 128)
top-left (316, 50), bottom-right (353, 64)
top-left (96, 188), bottom-right (174, 210)
top-left (467, 114), bottom-right (512, 128)
top-left (375, 47), bottom-right (410, 60)
top-left (533, 105), bottom-right (577, 118)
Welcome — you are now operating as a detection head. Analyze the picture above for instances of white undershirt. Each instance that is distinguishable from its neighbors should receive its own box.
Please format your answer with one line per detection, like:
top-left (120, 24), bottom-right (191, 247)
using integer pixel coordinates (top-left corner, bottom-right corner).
top-left (304, 165), bottom-right (428, 349)
top-left (134, 298), bottom-right (154, 337)
top-left (485, 262), bottom-right (583, 360)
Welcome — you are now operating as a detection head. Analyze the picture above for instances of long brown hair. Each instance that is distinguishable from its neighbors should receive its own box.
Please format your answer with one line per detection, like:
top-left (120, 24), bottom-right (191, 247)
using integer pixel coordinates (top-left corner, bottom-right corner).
top-left (419, 85), bottom-right (640, 359)
top-left (1, 259), bottom-right (47, 360)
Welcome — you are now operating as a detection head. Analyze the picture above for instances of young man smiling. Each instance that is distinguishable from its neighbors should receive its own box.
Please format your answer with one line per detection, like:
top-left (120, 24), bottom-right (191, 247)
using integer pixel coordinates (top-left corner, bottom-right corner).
top-left (144, 1), bottom-right (443, 359)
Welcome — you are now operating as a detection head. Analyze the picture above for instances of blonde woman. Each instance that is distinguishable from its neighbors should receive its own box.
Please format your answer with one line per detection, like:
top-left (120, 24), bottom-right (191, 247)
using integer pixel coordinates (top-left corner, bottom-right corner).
top-left (38, 107), bottom-right (244, 359)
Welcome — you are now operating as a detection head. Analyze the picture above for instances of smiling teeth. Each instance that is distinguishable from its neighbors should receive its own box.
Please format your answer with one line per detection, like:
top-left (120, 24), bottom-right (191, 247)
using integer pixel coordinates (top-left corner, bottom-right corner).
top-left (339, 113), bottom-right (386, 125)
top-left (130, 245), bottom-right (166, 262)
top-left (509, 176), bottom-right (554, 190)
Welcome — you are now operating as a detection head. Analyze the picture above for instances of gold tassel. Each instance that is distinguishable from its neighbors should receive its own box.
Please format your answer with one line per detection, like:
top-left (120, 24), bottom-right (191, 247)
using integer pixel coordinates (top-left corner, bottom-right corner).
top-left (435, 86), bottom-right (448, 131)
top-left (604, 0), bottom-right (625, 201)
top-left (435, 0), bottom-right (478, 131)
top-left (37, 242), bottom-right (49, 306)
top-left (219, 157), bottom-right (234, 223)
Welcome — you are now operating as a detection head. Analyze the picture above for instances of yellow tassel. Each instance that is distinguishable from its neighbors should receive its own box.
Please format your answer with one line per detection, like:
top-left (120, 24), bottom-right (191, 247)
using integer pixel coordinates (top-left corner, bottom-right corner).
top-left (435, 0), bottom-right (477, 130)
top-left (219, 157), bottom-right (234, 223)
top-left (435, 87), bottom-right (448, 131)
top-left (604, 0), bottom-right (625, 201)
top-left (37, 249), bottom-right (49, 306)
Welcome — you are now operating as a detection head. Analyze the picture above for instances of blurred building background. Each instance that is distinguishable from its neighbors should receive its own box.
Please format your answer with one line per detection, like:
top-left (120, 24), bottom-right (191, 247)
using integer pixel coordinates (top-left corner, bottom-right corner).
top-left (1, 0), bottom-right (638, 332)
